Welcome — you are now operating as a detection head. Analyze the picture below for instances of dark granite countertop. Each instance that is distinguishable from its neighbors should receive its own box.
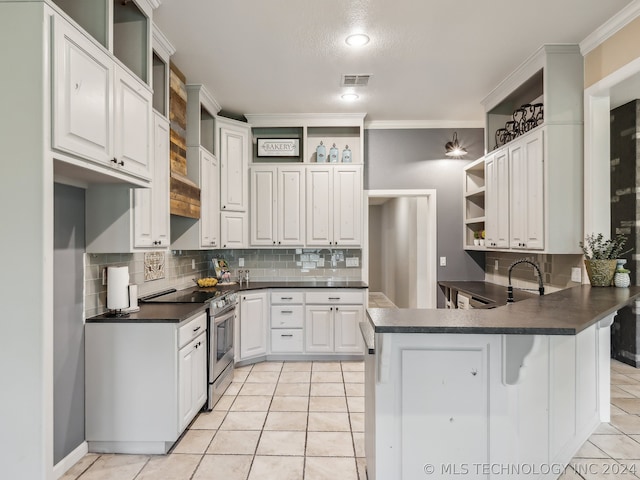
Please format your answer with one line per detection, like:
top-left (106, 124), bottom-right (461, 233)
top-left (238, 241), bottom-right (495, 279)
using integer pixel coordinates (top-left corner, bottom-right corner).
top-left (368, 286), bottom-right (640, 335)
top-left (230, 280), bottom-right (369, 291)
top-left (438, 280), bottom-right (535, 306)
top-left (86, 303), bottom-right (208, 324)
top-left (87, 281), bottom-right (367, 323)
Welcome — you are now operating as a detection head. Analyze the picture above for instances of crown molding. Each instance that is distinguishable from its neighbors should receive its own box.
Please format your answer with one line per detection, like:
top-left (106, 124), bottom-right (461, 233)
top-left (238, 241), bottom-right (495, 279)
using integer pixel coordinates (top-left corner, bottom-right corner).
top-left (245, 113), bottom-right (366, 128)
top-left (152, 23), bottom-right (175, 62)
top-left (364, 120), bottom-right (484, 130)
top-left (580, 0), bottom-right (640, 55)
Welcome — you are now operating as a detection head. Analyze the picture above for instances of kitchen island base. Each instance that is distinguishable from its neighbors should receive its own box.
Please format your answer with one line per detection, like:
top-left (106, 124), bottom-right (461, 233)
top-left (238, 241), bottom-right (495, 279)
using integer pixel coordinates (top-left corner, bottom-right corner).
top-left (364, 314), bottom-right (614, 480)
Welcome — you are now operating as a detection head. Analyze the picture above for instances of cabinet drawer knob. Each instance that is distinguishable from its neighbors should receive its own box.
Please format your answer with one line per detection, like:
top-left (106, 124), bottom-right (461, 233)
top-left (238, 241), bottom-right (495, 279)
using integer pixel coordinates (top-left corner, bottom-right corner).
top-left (119, 160), bottom-right (125, 166)
top-left (111, 158), bottom-right (118, 164)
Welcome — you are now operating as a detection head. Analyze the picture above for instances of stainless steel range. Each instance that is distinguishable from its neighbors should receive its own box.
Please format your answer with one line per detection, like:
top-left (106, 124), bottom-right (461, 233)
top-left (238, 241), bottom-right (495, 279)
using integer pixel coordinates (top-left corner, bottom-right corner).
top-left (141, 287), bottom-right (237, 410)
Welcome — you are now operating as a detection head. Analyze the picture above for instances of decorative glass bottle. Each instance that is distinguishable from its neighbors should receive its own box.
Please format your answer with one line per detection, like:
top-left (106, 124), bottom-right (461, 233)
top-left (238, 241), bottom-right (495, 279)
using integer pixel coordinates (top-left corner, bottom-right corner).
top-left (342, 145), bottom-right (352, 163)
top-left (329, 143), bottom-right (339, 163)
top-left (316, 141), bottom-right (326, 163)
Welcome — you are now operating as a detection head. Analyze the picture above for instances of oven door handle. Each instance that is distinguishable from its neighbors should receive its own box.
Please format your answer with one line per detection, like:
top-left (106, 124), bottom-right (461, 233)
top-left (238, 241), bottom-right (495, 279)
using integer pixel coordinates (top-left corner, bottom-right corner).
top-left (213, 306), bottom-right (236, 325)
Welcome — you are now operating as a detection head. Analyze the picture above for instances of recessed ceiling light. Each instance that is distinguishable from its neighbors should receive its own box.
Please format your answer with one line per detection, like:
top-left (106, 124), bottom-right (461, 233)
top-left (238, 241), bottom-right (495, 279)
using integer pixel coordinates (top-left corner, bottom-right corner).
top-left (345, 33), bottom-right (370, 47)
top-left (341, 93), bottom-right (360, 101)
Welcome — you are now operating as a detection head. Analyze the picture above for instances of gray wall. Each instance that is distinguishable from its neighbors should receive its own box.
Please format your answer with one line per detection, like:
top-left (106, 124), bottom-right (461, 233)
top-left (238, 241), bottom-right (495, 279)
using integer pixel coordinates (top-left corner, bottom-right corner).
top-left (54, 184), bottom-right (85, 463)
top-left (368, 205), bottom-right (383, 292)
top-left (365, 128), bottom-right (486, 305)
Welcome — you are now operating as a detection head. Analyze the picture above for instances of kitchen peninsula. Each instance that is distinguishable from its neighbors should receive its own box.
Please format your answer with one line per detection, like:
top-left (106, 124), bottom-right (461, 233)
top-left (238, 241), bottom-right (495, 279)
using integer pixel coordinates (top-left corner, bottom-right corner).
top-left (362, 286), bottom-right (640, 480)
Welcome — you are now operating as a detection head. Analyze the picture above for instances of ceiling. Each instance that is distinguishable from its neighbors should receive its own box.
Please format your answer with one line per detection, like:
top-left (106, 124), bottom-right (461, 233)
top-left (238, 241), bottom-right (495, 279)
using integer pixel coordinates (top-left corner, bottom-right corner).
top-left (154, 0), bottom-right (632, 124)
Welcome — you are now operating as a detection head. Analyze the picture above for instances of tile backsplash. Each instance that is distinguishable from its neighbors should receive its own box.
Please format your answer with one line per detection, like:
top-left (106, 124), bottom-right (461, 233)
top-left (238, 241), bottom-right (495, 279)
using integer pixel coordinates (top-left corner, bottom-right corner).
top-left (209, 248), bottom-right (362, 282)
top-left (484, 252), bottom-right (584, 293)
top-left (85, 250), bottom-right (209, 317)
top-left (85, 248), bottom-right (363, 317)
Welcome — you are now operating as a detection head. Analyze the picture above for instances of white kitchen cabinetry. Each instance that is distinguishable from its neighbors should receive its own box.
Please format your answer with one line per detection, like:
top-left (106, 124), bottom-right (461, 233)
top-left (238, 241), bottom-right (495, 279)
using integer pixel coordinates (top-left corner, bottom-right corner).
top-left (509, 130), bottom-right (544, 250)
top-left (251, 166), bottom-right (305, 246)
top-left (200, 148), bottom-right (220, 248)
top-left (178, 330), bottom-right (207, 432)
top-left (86, 311), bottom-right (207, 454)
top-left (221, 211), bottom-right (248, 248)
top-left (305, 290), bottom-right (364, 354)
top-left (85, 111), bottom-right (168, 253)
top-left (52, 14), bottom-right (152, 181)
top-left (478, 44), bottom-right (583, 254)
top-left (270, 291), bottom-right (304, 353)
top-left (218, 117), bottom-right (250, 212)
top-left (484, 150), bottom-right (509, 249)
top-left (239, 291), bottom-right (268, 360)
top-left (133, 112), bottom-right (170, 247)
top-left (306, 166), bottom-right (362, 247)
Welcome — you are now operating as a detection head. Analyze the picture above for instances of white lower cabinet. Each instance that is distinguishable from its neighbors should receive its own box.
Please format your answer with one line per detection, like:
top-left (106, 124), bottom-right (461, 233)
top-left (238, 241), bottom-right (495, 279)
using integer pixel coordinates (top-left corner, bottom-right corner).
top-left (178, 331), bottom-right (207, 432)
top-left (85, 311), bottom-right (207, 454)
top-left (240, 288), bottom-right (366, 362)
top-left (305, 290), bottom-right (365, 355)
top-left (239, 291), bottom-right (268, 360)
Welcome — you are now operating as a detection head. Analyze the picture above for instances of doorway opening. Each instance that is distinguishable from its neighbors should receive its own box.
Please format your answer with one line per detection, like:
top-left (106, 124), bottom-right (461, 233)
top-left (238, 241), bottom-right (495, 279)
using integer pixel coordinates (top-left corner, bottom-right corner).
top-left (364, 189), bottom-right (437, 309)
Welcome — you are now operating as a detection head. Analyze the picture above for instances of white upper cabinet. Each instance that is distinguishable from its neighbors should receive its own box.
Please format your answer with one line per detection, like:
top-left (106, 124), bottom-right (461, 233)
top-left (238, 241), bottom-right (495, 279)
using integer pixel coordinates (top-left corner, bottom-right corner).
top-left (485, 151), bottom-right (509, 249)
top-left (478, 45), bottom-right (583, 253)
top-left (199, 148), bottom-right (220, 248)
top-left (52, 15), bottom-right (114, 166)
top-left (509, 130), bottom-right (544, 250)
top-left (307, 166), bottom-right (362, 247)
top-left (221, 212), bottom-right (248, 249)
top-left (114, 65), bottom-right (152, 178)
top-left (52, 13), bottom-right (152, 181)
top-left (133, 113), bottom-right (170, 248)
top-left (218, 118), bottom-right (250, 212)
top-left (251, 166), bottom-right (305, 246)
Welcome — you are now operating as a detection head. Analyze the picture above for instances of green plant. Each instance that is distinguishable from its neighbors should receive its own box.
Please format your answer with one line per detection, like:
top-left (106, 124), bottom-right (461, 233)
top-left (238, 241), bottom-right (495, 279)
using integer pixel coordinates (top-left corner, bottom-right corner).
top-left (580, 233), bottom-right (631, 260)
top-left (473, 231), bottom-right (480, 239)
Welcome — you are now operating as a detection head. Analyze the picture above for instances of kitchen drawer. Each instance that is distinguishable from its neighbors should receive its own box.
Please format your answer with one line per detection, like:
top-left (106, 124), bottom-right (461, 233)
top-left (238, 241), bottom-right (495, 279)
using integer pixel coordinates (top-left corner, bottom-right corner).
top-left (178, 311), bottom-right (207, 348)
top-left (270, 329), bottom-right (303, 353)
top-left (306, 290), bottom-right (364, 305)
top-left (271, 291), bottom-right (304, 304)
top-left (271, 305), bottom-right (304, 328)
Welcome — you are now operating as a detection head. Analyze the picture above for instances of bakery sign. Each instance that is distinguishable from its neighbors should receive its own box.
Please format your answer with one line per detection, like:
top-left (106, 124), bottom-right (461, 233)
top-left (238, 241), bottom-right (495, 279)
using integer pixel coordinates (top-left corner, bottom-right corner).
top-left (257, 138), bottom-right (300, 157)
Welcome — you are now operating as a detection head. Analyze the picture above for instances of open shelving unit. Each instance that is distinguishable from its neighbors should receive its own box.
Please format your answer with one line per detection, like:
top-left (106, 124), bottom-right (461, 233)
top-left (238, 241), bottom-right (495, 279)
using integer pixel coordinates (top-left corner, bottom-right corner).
top-left (463, 157), bottom-right (486, 250)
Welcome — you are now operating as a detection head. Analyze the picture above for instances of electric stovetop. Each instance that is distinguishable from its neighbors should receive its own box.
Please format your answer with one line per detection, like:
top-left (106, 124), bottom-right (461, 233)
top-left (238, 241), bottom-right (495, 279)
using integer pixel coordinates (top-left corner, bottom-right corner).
top-left (141, 287), bottom-right (225, 304)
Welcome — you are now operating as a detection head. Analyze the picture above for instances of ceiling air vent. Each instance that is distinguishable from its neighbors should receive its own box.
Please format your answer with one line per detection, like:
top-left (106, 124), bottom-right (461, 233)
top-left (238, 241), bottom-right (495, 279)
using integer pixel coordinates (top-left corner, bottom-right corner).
top-left (341, 74), bottom-right (371, 87)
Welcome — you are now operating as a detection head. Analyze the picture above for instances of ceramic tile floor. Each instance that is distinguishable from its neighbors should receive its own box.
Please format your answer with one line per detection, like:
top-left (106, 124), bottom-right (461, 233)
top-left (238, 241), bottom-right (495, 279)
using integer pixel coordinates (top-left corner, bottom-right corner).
top-left (62, 360), bottom-right (367, 480)
top-left (63, 358), bottom-right (640, 480)
top-left (368, 292), bottom-right (397, 308)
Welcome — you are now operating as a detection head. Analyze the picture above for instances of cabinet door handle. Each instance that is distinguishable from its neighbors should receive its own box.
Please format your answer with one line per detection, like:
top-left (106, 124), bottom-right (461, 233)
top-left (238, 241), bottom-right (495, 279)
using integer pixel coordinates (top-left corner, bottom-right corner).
top-left (336, 307), bottom-right (339, 311)
top-left (118, 160), bottom-right (125, 166)
top-left (111, 158), bottom-right (118, 164)
top-left (328, 297), bottom-right (340, 300)
top-left (280, 297), bottom-right (293, 300)
top-left (281, 310), bottom-right (293, 314)
top-left (223, 205), bottom-right (227, 209)
top-left (273, 241), bottom-right (276, 245)
top-left (278, 241), bottom-right (281, 244)
top-left (281, 334), bottom-right (293, 338)
top-left (193, 326), bottom-right (201, 333)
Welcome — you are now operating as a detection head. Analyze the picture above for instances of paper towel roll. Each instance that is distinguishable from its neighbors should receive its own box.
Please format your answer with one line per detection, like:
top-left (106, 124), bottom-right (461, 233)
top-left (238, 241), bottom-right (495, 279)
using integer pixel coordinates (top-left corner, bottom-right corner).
top-left (107, 266), bottom-right (129, 310)
top-left (127, 284), bottom-right (140, 312)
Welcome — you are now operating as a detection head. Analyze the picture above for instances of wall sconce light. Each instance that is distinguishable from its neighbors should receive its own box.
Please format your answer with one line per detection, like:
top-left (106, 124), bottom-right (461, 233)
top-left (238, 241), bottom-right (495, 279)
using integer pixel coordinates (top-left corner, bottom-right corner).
top-left (445, 132), bottom-right (468, 157)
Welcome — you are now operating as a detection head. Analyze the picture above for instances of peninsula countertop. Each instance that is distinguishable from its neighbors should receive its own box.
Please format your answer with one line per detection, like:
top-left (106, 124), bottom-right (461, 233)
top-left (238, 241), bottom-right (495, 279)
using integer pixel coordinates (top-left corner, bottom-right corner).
top-left (368, 285), bottom-right (640, 335)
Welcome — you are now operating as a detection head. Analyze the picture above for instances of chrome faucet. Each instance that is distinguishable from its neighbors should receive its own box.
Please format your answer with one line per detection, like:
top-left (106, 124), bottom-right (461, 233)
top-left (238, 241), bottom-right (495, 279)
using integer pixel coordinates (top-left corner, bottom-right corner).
top-left (507, 258), bottom-right (545, 303)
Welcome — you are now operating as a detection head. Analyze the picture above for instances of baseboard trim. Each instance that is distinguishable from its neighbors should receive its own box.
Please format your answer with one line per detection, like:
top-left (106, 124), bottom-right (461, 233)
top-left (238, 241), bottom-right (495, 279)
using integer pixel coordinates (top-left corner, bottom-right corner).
top-left (53, 441), bottom-right (88, 479)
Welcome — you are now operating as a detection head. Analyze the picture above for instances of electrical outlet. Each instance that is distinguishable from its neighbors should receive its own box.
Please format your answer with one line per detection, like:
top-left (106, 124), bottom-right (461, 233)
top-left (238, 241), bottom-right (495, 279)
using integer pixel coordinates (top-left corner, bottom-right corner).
top-left (191, 259), bottom-right (196, 270)
top-left (238, 258), bottom-right (244, 267)
top-left (346, 257), bottom-right (359, 267)
top-left (102, 267), bottom-right (107, 286)
top-left (571, 267), bottom-right (582, 283)
top-left (494, 260), bottom-right (499, 271)
top-left (439, 257), bottom-right (447, 267)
